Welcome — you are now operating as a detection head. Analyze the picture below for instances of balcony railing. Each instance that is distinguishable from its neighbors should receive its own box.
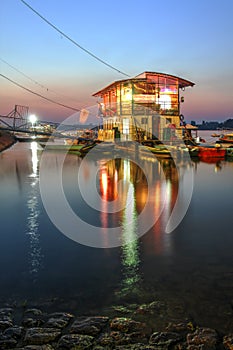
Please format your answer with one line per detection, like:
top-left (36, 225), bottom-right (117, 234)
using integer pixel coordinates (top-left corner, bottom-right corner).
top-left (99, 102), bottom-right (179, 118)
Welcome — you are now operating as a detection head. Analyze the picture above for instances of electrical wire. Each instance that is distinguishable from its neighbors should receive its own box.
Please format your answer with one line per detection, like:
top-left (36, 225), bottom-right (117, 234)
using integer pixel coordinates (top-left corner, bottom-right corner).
top-left (19, 0), bottom-right (130, 77)
top-left (0, 73), bottom-right (81, 112)
top-left (0, 57), bottom-right (81, 103)
top-left (0, 57), bottom-right (46, 89)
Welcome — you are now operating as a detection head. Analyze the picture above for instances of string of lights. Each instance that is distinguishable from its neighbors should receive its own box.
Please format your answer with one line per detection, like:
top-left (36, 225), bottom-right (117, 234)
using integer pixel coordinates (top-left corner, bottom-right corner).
top-left (19, 0), bottom-right (130, 77)
top-left (0, 73), bottom-right (81, 112)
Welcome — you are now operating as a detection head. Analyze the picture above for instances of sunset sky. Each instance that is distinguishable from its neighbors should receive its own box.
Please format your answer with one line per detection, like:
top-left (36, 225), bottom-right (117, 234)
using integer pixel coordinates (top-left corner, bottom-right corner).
top-left (1, 0), bottom-right (233, 124)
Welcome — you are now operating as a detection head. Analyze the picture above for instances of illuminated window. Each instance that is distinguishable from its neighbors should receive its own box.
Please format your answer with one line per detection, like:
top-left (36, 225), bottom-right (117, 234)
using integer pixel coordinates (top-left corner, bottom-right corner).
top-left (121, 84), bottom-right (132, 102)
top-left (156, 94), bottom-right (171, 109)
top-left (123, 119), bottom-right (130, 134)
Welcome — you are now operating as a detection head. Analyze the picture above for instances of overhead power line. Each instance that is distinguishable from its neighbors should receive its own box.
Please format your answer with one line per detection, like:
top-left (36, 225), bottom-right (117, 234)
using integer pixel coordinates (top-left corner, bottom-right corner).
top-left (0, 57), bottom-right (81, 103)
top-left (0, 57), bottom-right (49, 91)
top-left (19, 0), bottom-right (130, 77)
top-left (0, 73), bottom-right (81, 112)
top-left (0, 57), bottom-right (45, 89)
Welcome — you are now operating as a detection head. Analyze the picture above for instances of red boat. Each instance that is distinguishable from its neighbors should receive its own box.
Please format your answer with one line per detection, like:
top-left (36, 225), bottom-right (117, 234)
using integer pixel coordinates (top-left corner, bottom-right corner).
top-left (198, 146), bottom-right (226, 159)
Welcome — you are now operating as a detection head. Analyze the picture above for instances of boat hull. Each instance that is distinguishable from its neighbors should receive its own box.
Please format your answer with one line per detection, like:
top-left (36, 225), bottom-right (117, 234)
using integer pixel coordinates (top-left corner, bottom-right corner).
top-left (188, 147), bottom-right (199, 157)
top-left (198, 147), bottom-right (226, 158)
top-left (217, 133), bottom-right (233, 144)
top-left (39, 143), bottom-right (85, 151)
top-left (145, 145), bottom-right (171, 158)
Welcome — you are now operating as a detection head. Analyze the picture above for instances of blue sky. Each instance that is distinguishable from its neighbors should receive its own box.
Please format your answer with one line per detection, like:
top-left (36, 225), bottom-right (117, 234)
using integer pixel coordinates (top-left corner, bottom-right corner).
top-left (1, 0), bottom-right (233, 123)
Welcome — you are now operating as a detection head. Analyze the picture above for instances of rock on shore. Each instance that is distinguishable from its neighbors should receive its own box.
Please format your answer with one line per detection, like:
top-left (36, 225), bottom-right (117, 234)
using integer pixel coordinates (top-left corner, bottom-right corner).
top-left (0, 131), bottom-right (16, 152)
top-left (0, 306), bottom-right (232, 349)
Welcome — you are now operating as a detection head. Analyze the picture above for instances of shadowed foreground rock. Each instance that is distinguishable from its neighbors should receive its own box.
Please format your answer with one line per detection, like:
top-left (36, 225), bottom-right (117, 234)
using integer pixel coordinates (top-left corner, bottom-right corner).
top-left (0, 306), bottom-right (232, 349)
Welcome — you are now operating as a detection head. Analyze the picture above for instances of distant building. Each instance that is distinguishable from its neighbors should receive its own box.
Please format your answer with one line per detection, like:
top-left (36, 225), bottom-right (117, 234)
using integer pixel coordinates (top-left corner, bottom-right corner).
top-left (93, 71), bottom-right (195, 141)
top-left (198, 121), bottom-right (222, 130)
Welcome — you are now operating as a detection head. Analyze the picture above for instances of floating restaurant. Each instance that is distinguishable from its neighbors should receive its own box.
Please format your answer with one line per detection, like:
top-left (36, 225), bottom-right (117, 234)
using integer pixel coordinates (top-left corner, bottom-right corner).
top-left (93, 71), bottom-right (195, 142)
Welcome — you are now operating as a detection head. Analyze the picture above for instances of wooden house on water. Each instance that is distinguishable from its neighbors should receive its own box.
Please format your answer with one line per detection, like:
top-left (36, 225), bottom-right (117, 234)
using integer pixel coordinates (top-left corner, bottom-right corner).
top-left (92, 71), bottom-right (195, 142)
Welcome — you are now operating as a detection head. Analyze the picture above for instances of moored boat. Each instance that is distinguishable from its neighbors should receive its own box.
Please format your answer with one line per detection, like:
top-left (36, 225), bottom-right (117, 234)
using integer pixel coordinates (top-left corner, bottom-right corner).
top-left (40, 139), bottom-right (99, 154)
top-left (225, 146), bottom-right (233, 158)
top-left (188, 146), bottom-right (199, 158)
top-left (198, 146), bottom-right (226, 159)
top-left (39, 143), bottom-right (87, 152)
top-left (217, 133), bottom-right (233, 144)
top-left (211, 133), bottom-right (221, 137)
top-left (144, 145), bottom-right (171, 158)
top-left (142, 144), bottom-right (192, 159)
top-left (213, 141), bottom-right (233, 158)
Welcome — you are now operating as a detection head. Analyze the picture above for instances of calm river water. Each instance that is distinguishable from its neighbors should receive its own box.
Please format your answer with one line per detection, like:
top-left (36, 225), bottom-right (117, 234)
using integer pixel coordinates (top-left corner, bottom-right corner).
top-left (0, 133), bottom-right (233, 333)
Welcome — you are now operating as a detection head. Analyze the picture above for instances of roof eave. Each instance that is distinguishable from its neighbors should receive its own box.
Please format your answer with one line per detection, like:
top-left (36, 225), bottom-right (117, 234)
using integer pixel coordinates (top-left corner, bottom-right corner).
top-left (92, 72), bottom-right (195, 97)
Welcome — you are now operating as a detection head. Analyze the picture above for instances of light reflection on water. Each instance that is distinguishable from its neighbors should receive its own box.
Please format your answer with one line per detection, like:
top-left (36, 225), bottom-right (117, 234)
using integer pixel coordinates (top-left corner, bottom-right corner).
top-left (26, 142), bottom-right (43, 280)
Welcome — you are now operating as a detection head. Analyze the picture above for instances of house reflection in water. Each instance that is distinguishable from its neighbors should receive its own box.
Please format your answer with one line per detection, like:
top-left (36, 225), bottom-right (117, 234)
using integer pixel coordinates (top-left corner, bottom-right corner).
top-left (148, 158), bottom-right (179, 255)
top-left (99, 158), bottom-right (148, 228)
top-left (98, 156), bottom-right (180, 294)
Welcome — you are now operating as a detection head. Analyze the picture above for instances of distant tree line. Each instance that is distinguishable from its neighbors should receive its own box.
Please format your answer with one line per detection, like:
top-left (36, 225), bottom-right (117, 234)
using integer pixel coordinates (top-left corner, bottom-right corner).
top-left (191, 118), bottom-right (233, 130)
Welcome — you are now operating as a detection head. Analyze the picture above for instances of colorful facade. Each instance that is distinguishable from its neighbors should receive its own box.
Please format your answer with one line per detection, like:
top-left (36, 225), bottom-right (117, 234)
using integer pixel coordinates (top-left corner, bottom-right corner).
top-left (93, 71), bottom-right (195, 142)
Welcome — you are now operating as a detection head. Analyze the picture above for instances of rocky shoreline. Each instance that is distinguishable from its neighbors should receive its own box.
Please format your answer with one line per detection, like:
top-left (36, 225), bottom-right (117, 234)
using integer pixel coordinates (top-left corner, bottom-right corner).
top-left (0, 131), bottom-right (16, 152)
top-left (0, 305), bottom-right (232, 349)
